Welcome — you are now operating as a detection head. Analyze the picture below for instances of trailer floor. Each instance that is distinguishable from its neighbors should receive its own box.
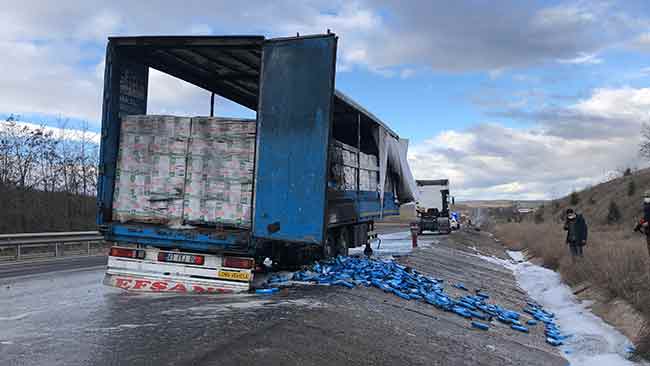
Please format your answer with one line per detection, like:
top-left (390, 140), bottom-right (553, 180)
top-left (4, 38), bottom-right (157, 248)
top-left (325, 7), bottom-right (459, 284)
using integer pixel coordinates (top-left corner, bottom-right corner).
top-left (0, 226), bottom-right (566, 366)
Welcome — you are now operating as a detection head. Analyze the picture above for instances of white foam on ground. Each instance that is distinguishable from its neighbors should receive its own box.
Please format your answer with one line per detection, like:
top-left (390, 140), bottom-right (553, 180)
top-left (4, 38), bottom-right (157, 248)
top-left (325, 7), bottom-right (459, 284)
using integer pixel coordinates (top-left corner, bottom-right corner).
top-left (349, 231), bottom-right (434, 258)
top-left (477, 252), bottom-right (639, 366)
top-left (0, 311), bottom-right (41, 321)
top-left (87, 323), bottom-right (158, 332)
top-left (160, 297), bottom-right (324, 317)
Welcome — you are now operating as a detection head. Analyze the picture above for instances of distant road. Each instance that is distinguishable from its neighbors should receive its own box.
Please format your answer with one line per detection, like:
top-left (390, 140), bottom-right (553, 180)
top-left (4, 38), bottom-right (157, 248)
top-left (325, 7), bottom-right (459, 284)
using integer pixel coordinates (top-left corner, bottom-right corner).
top-left (0, 255), bottom-right (106, 279)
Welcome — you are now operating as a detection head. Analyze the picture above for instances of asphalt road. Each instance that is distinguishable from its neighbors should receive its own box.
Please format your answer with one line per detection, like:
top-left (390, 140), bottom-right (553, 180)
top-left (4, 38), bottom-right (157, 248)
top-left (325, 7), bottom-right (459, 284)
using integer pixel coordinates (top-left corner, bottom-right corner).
top-left (0, 228), bottom-right (566, 366)
top-left (0, 255), bottom-right (107, 279)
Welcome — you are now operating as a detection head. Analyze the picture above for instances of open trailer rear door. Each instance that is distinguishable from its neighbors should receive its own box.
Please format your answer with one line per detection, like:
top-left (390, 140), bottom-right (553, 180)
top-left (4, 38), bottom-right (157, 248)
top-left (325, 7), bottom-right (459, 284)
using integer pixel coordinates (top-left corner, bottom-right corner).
top-left (253, 34), bottom-right (337, 244)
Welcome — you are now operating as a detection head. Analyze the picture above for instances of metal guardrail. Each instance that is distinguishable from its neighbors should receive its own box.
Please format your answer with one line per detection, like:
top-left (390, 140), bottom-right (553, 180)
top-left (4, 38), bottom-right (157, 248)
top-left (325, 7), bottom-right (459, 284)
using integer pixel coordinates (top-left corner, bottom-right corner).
top-left (0, 231), bottom-right (106, 262)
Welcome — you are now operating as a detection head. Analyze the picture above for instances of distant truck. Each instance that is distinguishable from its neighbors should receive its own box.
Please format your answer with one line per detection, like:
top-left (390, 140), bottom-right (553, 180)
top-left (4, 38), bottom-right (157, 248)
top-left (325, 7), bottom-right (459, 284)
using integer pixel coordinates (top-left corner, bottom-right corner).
top-left (415, 180), bottom-right (451, 234)
top-left (97, 34), bottom-right (417, 293)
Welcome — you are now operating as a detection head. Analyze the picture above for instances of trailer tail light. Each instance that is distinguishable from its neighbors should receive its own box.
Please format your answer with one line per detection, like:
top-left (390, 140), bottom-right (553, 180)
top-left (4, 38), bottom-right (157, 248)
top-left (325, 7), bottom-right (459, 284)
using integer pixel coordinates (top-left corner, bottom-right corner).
top-left (110, 247), bottom-right (145, 259)
top-left (157, 252), bottom-right (205, 265)
top-left (223, 256), bottom-right (254, 269)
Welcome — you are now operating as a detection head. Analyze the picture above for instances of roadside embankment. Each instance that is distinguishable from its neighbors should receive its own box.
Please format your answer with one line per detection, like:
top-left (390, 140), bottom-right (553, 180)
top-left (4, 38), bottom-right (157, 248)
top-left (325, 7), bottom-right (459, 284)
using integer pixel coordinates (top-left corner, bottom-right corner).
top-left (494, 222), bottom-right (650, 360)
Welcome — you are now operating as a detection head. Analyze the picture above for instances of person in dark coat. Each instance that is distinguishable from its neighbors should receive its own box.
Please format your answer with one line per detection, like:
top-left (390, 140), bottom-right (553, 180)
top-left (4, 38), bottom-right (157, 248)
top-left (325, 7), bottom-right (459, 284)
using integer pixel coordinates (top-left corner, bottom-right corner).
top-left (563, 208), bottom-right (588, 261)
top-left (633, 190), bottom-right (650, 256)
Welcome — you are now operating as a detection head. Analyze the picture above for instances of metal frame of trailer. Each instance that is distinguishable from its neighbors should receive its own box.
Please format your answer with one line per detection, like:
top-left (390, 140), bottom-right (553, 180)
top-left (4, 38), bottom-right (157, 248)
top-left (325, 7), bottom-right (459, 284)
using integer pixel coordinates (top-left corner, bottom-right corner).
top-left (97, 33), bottom-right (401, 257)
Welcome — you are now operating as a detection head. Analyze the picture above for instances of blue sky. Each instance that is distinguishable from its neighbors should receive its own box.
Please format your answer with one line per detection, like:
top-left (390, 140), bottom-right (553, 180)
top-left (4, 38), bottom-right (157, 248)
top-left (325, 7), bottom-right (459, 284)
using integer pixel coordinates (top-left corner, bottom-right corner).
top-left (1, 0), bottom-right (650, 199)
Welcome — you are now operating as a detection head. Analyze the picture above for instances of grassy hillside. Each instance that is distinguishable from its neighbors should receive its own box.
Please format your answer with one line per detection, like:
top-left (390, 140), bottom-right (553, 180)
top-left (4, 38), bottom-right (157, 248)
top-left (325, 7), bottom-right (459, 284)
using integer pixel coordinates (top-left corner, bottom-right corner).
top-left (537, 168), bottom-right (650, 228)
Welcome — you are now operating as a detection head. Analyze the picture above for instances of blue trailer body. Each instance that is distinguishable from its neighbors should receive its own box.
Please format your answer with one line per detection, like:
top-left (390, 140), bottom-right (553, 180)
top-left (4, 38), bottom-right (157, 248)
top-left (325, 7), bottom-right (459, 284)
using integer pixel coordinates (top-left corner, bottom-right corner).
top-left (97, 34), bottom-right (404, 258)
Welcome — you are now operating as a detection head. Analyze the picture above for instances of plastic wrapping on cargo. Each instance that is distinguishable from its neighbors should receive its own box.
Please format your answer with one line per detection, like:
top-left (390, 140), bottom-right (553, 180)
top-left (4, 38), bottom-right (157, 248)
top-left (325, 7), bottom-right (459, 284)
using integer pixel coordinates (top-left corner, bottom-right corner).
top-left (112, 115), bottom-right (255, 228)
top-left (329, 140), bottom-right (379, 191)
top-left (112, 115), bottom-right (190, 225)
top-left (183, 117), bottom-right (255, 227)
top-left (374, 126), bottom-right (418, 207)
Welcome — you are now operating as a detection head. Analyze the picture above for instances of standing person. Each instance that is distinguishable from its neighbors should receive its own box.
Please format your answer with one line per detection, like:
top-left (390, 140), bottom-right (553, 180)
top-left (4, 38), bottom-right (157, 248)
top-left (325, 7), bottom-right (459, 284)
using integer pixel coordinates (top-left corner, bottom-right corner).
top-left (564, 208), bottom-right (588, 261)
top-left (633, 190), bottom-right (650, 256)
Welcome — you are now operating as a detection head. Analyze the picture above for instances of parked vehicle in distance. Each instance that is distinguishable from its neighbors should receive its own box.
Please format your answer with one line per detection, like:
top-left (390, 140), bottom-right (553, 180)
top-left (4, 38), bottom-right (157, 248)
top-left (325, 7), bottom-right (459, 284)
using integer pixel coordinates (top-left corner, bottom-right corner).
top-left (415, 179), bottom-right (451, 234)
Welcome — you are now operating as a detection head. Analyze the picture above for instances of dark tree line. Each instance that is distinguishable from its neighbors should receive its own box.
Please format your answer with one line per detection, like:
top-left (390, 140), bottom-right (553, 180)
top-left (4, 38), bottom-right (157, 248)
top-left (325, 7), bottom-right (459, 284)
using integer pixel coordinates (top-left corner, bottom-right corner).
top-left (0, 116), bottom-right (98, 233)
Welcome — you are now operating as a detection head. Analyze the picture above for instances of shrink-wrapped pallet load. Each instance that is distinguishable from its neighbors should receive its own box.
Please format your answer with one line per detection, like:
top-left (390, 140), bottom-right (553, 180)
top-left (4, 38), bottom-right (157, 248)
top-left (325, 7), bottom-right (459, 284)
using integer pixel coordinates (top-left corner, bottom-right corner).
top-left (112, 115), bottom-right (255, 228)
top-left (329, 140), bottom-right (379, 192)
top-left (183, 117), bottom-right (256, 227)
top-left (112, 115), bottom-right (190, 225)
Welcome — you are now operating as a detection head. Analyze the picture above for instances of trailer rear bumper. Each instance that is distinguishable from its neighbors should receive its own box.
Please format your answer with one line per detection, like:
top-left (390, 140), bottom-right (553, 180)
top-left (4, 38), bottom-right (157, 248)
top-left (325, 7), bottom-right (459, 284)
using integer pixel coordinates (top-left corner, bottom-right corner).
top-left (104, 247), bottom-right (253, 293)
top-left (103, 272), bottom-right (248, 293)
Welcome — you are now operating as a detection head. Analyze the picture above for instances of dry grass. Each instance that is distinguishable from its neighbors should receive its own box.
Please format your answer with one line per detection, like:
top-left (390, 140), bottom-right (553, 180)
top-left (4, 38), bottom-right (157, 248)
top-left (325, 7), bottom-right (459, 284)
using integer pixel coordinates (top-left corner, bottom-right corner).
top-left (495, 222), bottom-right (650, 358)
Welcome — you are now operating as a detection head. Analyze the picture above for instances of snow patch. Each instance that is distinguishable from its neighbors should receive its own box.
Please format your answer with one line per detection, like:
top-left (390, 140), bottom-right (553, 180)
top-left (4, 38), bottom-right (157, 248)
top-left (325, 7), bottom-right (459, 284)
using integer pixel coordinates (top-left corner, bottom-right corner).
top-left (507, 250), bottom-right (525, 263)
top-left (477, 251), bottom-right (639, 366)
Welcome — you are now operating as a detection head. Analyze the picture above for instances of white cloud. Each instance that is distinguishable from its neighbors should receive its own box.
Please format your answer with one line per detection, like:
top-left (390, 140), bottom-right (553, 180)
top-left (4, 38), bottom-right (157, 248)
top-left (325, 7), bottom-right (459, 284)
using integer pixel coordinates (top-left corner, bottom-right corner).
top-left (0, 0), bottom-right (646, 127)
top-left (488, 69), bottom-right (505, 80)
top-left (399, 68), bottom-right (416, 79)
top-left (1, 120), bottom-right (100, 144)
top-left (641, 67), bottom-right (650, 77)
top-left (557, 52), bottom-right (603, 64)
top-left (0, 40), bottom-right (102, 122)
top-left (573, 87), bottom-right (650, 121)
top-left (631, 32), bottom-right (650, 52)
top-left (147, 69), bottom-right (211, 116)
top-left (408, 87), bottom-right (650, 200)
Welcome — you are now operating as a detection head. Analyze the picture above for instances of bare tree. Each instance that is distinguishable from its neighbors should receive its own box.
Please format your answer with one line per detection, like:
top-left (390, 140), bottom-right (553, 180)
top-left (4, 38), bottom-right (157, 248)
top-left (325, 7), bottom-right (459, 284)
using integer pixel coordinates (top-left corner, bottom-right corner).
top-left (0, 115), bottom-right (99, 233)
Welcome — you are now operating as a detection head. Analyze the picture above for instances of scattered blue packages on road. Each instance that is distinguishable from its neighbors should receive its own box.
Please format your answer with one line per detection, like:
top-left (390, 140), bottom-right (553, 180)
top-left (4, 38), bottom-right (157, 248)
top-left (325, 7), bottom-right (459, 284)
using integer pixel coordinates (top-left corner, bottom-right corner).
top-left (268, 255), bottom-right (568, 346)
top-left (255, 288), bottom-right (279, 294)
top-left (511, 325), bottom-right (529, 333)
top-left (471, 321), bottom-right (490, 331)
top-left (453, 283), bottom-right (469, 291)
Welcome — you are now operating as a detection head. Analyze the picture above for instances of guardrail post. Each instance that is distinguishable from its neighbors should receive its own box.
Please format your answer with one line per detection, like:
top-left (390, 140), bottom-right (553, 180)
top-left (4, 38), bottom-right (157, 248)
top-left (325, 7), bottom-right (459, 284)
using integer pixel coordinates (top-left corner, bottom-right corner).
top-left (17, 244), bottom-right (21, 260)
top-left (55, 243), bottom-right (59, 257)
top-left (87, 241), bottom-right (91, 255)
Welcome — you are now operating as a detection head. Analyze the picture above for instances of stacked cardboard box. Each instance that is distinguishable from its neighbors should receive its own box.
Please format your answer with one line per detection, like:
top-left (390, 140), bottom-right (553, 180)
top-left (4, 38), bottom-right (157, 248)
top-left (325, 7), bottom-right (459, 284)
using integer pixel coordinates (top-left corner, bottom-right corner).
top-left (112, 115), bottom-right (256, 228)
top-left (329, 140), bottom-right (379, 192)
top-left (112, 115), bottom-right (190, 224)
top-left (183, 117), bottom-right (256, 227)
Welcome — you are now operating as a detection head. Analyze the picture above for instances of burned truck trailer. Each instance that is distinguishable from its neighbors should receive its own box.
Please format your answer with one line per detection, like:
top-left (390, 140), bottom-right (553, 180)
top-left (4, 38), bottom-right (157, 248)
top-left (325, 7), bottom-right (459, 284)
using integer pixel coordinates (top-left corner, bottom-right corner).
top-left (97, 34), bottom-right (417, 292)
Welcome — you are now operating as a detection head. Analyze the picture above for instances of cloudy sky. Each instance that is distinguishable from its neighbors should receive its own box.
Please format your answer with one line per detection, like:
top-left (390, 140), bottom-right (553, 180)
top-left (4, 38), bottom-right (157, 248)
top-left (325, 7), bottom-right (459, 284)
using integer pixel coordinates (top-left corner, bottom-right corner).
top-left (2, 0), bottom-right (650, 200)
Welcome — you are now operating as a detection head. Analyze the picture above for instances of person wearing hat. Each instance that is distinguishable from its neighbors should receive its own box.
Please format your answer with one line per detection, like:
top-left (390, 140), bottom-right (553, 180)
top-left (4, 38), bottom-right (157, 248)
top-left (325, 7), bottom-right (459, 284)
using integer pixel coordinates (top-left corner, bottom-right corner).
top-left (633, 190), bottom-right (650, 256)
top-left (563, 208), bottom-right (588, 261)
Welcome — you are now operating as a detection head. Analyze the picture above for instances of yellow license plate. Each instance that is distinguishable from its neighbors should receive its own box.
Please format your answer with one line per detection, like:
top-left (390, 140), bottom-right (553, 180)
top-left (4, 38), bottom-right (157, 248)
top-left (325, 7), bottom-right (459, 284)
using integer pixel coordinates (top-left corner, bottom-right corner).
top-left (218, 270), bottom-right (251, 282)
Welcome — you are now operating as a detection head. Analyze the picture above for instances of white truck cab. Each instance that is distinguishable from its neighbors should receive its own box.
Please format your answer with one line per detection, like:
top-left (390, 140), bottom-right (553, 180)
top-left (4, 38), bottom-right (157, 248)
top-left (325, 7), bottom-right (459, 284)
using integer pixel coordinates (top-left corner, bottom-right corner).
top-left (415, 179), bottom-right (451, 234)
